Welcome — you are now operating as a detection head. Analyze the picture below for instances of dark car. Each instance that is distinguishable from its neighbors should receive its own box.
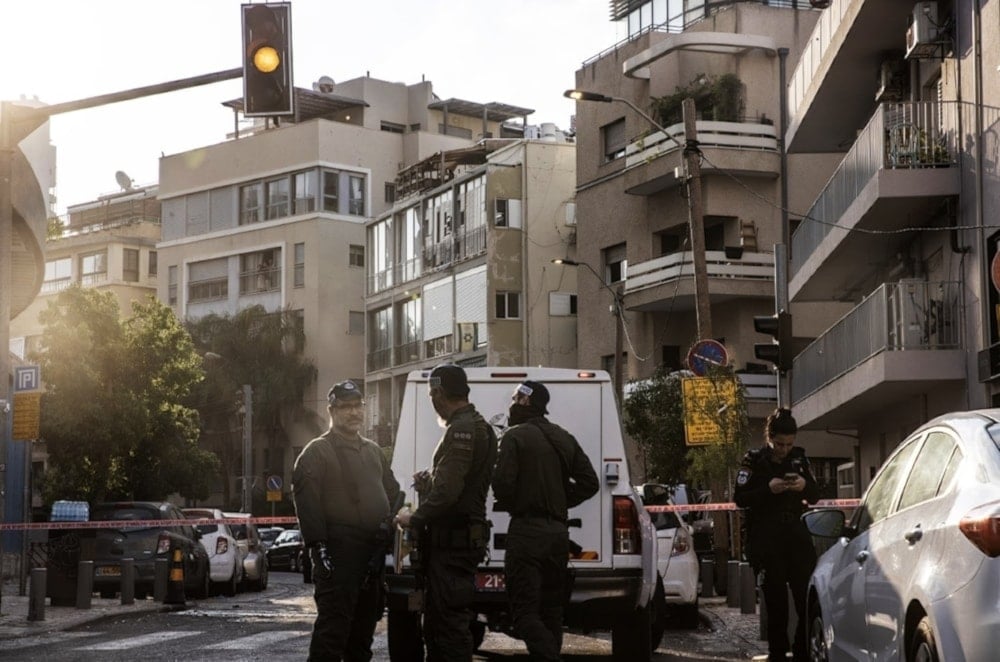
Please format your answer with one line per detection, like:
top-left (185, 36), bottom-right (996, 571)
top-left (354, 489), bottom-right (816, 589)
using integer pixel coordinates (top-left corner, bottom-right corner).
top-left (265, 528), bottom-right (304, 571)
top-left (89, 501), bottom-right (211, 599)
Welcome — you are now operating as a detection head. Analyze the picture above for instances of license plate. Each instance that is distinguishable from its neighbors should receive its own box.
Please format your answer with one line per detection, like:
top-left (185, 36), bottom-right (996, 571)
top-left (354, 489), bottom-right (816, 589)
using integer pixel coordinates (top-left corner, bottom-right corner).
top-left (474, 571), bottom-right (505, 592)
top-left (95, 566), bottom-right (121, 577)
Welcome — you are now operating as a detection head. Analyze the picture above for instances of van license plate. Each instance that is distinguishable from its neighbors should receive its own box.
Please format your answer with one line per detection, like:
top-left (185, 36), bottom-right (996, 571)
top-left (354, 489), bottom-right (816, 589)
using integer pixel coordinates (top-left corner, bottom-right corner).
top-left (95, 566), bottom-right (121, 577)
top-left (475, 571), bottom-right (505, 592)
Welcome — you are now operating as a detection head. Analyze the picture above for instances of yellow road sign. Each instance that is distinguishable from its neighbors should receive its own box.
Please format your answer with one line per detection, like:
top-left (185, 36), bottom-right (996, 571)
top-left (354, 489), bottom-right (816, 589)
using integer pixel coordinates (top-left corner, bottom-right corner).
top-left (12, 392), bottom-right (42, 440)
top-left (682, 377), bottom-right (738, 446)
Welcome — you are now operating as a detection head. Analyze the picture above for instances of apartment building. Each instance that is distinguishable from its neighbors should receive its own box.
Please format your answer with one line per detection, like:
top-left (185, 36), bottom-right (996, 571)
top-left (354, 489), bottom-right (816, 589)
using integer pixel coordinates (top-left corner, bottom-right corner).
top-left (363, 133), bottom-right (579, 442)
top-left (9, 183), bottom-right (161, 509)
top-left (784, 0), bottom-right (1000, 491)
top-left (156, 76), bottom-right (533, 496)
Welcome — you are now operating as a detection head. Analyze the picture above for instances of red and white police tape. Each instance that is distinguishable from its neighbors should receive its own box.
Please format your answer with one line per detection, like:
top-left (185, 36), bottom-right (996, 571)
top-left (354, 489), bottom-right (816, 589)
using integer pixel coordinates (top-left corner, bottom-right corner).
top-left (0, 499), bottom-right (861, 532)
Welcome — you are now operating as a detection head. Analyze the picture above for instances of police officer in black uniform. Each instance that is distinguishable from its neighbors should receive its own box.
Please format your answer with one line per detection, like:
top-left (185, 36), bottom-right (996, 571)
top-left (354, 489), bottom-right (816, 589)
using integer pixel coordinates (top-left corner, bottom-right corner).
top-left (395, 364), bottom-right (497, 662)
top-left (492, 380), bottom-right (599, 662)
top-left (733, 408), bottom-right (819, 662)
top-left (293, 380), bottom-right (402, 662)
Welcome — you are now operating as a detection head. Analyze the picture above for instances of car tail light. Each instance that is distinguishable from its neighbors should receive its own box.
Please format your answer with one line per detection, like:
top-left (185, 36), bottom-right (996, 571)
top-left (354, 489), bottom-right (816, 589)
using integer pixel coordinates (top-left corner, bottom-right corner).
top-left (959, 502), bottom-right (1000, 557)
top-left (216, 538), bottom-right (229, 555)
top-left (613, 496), bottom-right (641, 554)
top-left (671, 528), bottom-right (692, 556)
top-left (156, 533), bottom-right (171, 555)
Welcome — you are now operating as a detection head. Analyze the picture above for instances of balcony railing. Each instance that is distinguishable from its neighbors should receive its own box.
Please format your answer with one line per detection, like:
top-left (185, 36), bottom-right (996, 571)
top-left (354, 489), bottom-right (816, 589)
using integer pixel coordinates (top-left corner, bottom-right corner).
top-left (625, 120), bottom-right (777, 168)
top-left (625, 250), bottom-right (774, 295)
top-left (367, 348), bottom-right (391, 372)
top-left (788, 0), bottom-right (855, 118)
top-left (239, 266), bottom-right (281, 295)
top-left (368, 269), bottom-right (392, 294)
top-left (791, 280), bottom-right (963, 402)
top-left (396, 340), bottom-right (422, 365)
top-left (394, 257), bottom-right (422, 286)
top-left (424, 226), bottom-right (488, 271)
top-left (790, 101), bottom-right (965, 276)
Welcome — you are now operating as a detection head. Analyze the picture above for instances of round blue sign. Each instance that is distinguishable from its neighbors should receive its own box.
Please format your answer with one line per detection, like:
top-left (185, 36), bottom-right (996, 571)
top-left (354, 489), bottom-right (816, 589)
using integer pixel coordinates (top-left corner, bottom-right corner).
top-left (686, 340), bottom-right (729, 376)
top-left (266, 474), bottom-right (283, 491)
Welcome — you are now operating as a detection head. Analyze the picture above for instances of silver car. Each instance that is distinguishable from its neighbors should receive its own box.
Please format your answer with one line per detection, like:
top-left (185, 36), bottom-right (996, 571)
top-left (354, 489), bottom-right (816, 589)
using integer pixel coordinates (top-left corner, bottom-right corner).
top-left (223, 512), bottom-right (269, 592)
top-left (804, 409), bottom-right (1000, 661)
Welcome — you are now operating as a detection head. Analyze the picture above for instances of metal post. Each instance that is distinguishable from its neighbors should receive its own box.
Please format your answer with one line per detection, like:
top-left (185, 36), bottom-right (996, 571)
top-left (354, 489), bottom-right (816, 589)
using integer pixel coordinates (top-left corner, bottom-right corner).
top-left (242, 384), bottom-right (253, 513)
top-left (614, 287), bottom-right (624, 408)
top-left (154, 558), bottom-right (168, 602)
top-left (699, 557), bottom-right (715, 598)
top-left (777, 47), bottom-right (792, 410)
top-left (76, 560), bottom-right (93, 609)
top-left (120, 558), bottom-right (134, 605)
top-left (28, 567), bottom-right (45, 621)
top-left (740, 561), bottom-right (757, 615)
top-left (0, 102), bottom-right (12, 616)
top-left (682, 98), bottom-right (712, 340)
top-left (727, 559), bottom-right (741, 607)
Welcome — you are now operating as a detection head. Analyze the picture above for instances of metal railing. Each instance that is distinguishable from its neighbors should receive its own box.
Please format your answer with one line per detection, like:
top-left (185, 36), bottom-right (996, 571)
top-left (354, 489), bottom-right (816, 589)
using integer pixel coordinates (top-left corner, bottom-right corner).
top-left (238, 266), bottom-right (281, 295)
top-left (625, 250), bottom-right (774, 295)
top-left (396, 341), bottom-right (422, 365)
top-left (791, 280), bottom-right (963, 402)
top-left (788, 0), bottom-right (854, 118)
top-left (625, 120), bottom-right (777, 168)
top-left (367, 348), bottom-right (391, 371)
top-left (790, 101), bottom-right (963, 276)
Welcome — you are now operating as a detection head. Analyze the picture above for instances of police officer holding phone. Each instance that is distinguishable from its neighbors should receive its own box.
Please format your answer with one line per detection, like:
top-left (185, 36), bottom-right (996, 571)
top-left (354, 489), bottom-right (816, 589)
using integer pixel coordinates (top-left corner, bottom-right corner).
top-left (733, 408), bottom-right (819, 662)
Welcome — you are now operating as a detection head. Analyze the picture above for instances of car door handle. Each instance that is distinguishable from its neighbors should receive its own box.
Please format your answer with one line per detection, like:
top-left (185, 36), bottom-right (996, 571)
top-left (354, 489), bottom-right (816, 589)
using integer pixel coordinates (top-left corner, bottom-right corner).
top-left (854, 550), bottom-right (869, 565)
top-left (904, 527), bottom-right (923, 544)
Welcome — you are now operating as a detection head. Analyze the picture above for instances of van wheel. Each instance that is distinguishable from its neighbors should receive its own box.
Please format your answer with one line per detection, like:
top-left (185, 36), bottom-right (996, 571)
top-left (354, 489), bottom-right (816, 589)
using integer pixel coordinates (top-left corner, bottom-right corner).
top-left (650, 580), bottom-right (666, 650)
top-left (612, 602), bottom-right (652, 662)
top-left (908, 617), bottom-right (939, 662)
top-left (387, 608), bottom-right (424, 662)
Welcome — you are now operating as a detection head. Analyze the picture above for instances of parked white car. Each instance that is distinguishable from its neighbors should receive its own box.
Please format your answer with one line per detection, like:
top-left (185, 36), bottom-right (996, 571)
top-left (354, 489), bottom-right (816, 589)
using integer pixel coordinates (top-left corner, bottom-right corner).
top-left (638, 484), bottom-right (700, 629)
top-left (183, 507), bottom-right (244, 596)
top-left (804, 409), bottom-right (1000, 662)
top-left (224, 511), bottom-right (269, 591)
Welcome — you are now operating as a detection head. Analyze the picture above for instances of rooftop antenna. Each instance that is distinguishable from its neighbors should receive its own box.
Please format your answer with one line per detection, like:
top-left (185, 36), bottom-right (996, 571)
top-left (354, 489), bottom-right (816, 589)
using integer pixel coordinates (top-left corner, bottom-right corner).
top-left (115, 170), bottom-right (134, 191)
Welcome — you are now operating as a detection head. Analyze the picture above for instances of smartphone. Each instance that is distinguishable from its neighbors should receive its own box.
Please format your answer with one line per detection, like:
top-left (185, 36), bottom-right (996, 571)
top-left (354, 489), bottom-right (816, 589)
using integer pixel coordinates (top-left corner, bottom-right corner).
top-left (783, 472), bottom-right (799, 482)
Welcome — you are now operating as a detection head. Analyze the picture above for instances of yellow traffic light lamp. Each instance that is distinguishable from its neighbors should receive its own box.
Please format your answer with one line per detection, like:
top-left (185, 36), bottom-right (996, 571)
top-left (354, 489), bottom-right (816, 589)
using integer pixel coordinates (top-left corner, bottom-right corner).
top-left (241, 3), bottom-right (294, 117)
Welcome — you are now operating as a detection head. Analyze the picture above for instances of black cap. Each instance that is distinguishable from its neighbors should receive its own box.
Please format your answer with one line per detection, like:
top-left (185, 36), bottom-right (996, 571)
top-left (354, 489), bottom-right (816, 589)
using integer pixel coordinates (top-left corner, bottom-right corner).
top-left (517, 380), bottom-right (550, 414)
top-left (429, 364), bottom-right (469, 398)
top-left (328, 380), bottom-right (363, 405)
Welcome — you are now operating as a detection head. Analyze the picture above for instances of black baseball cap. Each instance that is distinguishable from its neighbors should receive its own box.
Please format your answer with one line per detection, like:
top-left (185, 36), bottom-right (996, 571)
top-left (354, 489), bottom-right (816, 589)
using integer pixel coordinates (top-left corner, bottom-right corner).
top-left (517, 380), bottom-right (550, 414)
top-left (328, 380), bottom-right (363, 405)
top-left (429, 364), bottom-right (469, 397)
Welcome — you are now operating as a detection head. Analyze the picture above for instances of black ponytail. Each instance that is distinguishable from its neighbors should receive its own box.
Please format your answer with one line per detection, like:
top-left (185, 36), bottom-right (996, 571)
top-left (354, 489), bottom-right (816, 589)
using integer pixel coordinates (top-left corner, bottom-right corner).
top-left (766, 407), bottom-right (797, 439)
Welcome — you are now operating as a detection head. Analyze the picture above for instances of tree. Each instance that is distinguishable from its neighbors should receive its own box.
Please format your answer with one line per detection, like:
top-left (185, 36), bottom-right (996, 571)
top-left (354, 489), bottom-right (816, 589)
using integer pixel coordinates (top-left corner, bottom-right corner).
top-left (35, 286), bottom-right (219, 503)
top-left (623, 367), bottom-right (689, 486)
top-left (186, 305), bottom-right (317, 511)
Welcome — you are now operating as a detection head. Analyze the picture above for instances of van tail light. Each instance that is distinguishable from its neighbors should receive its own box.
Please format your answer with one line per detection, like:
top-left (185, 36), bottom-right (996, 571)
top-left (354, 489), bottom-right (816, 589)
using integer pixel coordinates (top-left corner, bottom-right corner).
top-left (156, 533), bottom-right (171, 555)
top-left (959, 502), bottom-right (1000, 557)
top-left (613, 496), bottom-right (641, 555)
top-left (671, 527), bottom-right (692, 556)
top-left (216, 538), bottom-right (229, 555)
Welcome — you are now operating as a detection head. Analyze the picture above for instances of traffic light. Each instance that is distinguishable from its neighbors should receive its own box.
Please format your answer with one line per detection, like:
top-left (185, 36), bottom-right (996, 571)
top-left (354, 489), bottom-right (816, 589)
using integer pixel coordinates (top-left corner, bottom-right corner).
top-left (241, 3), bottom-right (294, 117)
top-left (754, 311), bottom-right (792, 373)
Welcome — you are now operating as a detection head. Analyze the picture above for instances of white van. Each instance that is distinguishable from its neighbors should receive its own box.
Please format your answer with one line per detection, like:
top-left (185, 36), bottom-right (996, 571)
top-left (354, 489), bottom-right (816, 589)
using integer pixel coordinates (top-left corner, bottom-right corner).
top-left (385, 367), bottom-right (659, 662)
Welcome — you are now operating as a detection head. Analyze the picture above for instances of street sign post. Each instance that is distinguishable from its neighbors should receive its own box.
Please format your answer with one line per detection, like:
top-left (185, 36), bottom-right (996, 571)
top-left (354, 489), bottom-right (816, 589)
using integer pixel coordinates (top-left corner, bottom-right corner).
top-left (687, 339), bottom-right (728, 377)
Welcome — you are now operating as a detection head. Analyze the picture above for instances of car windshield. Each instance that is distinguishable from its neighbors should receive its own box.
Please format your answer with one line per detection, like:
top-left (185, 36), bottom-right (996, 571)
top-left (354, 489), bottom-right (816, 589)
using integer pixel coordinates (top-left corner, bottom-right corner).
top-left (230, 524), bottom-right (248, 540)
top-left (91, 506), bottom-right (162, 532)
top-left (261, 528), bottom-right (282, 542)
top-left (651, 511), bottom-right (683, 531)
top-left (184, 511), bottom-right (219, 534)
top-left (275, 530), bottom-right (301, 544)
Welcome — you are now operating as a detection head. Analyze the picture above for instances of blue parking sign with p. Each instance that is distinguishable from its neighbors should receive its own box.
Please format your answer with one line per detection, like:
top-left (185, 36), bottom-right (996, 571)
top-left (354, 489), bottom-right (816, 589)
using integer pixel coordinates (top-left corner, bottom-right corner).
top-left (14, 366), bottom-right (40, 392)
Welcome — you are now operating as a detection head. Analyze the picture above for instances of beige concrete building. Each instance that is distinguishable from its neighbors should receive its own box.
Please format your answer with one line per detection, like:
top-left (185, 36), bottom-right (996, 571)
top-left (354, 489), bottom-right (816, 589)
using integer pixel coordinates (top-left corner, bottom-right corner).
top-left (363, 135), bottom-right (579, 441)
top-left (784, 0), bottom-right (1000, 493)
top-left (156, 76), bottom-right (532, 498)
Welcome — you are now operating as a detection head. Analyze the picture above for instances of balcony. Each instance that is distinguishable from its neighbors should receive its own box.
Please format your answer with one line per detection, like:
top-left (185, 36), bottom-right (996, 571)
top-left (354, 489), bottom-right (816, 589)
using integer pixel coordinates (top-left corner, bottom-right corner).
top-left (423, 226), bottom-right (488, 271)
top-left (624, 250), bottom-right (774, 311)
top-left (789, 101), bottom-right (966, 302)
top-left (790, 280), bottom-right (965, 429)
top-left (623, 120), bottom-right (779, 196)
top-left (367, 348), bottom-right (391, 372)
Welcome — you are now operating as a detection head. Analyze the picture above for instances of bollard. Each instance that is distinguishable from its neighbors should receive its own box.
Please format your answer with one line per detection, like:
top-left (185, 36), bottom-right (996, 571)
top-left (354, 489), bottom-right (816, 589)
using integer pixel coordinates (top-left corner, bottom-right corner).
top-left (727, 560), bottom-right (740, 608)
top-left (739, 562), bottom-right (756, 615)
top-left (758, 587), bottom-right (768, 640)
top-left (28, 568), bottom-right (47, 622)
top-left (121, 558), bottom-right (135, 605)
top-left (164, 545), bottom-right (187, 607)
top-left (154, 558), bottom-right (168, 602)
top-left (699, 558), bottom-right (715, 598)
top-left (76, 561), bottom-right (93, 609)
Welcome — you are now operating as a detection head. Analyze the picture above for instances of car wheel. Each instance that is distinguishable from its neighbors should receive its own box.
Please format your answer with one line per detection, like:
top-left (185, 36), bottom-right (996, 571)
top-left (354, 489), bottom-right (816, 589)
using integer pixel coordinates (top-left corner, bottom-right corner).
top-left (908, 617), bottom-right (939, 662)
top-left (807, 598), bottom-right (829, 662)
top-left (677, 598), bottom-right (700, 630)
top-left (258, 563), bottom-right (268, 591)
top-left (224, 563), bottom-right (238, 597)
top-left (196, 566), bottom-right (211, 599)
top-left (387, 607), bottom-right (424, 662)
top-left (612, 602), bottom-right (652, 662)
top-left (650, 579), bottom-right (667, 650)
top-left (290, 553), bottom-right (299, 573)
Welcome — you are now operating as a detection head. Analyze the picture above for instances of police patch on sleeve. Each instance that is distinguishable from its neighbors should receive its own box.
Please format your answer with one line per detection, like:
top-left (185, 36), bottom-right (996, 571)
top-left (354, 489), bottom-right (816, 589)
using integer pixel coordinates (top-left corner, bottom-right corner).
top-left (736, 468), bottom-right (750, 486)
top-left (451, 430), bottom-right (474, 452)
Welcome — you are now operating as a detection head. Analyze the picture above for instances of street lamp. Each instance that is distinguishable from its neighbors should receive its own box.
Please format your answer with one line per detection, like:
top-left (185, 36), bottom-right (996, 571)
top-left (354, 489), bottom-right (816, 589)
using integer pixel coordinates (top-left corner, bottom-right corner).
top-left (205, 352), bottom-right (253, 514)
top-left (564, 88), bottom-right (713, 340)
top-left (552, 258), bottom-right (625, 408)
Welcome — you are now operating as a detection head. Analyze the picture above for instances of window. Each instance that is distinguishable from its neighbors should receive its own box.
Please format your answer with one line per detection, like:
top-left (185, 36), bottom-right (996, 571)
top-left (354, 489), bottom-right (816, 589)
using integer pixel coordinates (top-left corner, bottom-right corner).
top-left (148, 251), bottom-right (158, 277)
top-left (602, 118), bottom-right (627, 162)
top-left (897, 431), bottom-right (958, 510)
top-left (348, 175), bottom-right (365, 216)
top-left (240, 182), bottom-right (263, 225)
top-left (294, 170), bottom-right (317, 214)
top-left (42, 257), bottom-right (72, 293)
top-left (349, 311), bottom-right (365, 335)
top-left (603, 243), bottom-right (627, 283)
top-left (385, 182), bottom-right (396, 204)
top-left (495, 292), bottom-right (521, 319)
top-left (291, 309), bottom-right (305, 353)
top-left (265, 178), bottom-right (290, 220)
top-left (494, 198), bottom-right (522, 228)
top-left (549, 292), bottom-right (577, 316)
top-left (380, 121), bottom-right (405, 134)
top-left (294, 242), bottom-right (305, 287)
top-left (662, 345), bottom-right (681, 371)
top-left (123, 248), bottom-right (140, 282)
top-left (240, 251), bottom-right (278, 294)
top-left (322, 170), bottom-right (339, 212)
top-left (168, 265), bottom-right (178, 305)
top-left (852, 437), bottom-right (921, 534)
top-left (349, 244), bottom-right (365, 268)
top-left (80, 251), bottom-right (108, 285)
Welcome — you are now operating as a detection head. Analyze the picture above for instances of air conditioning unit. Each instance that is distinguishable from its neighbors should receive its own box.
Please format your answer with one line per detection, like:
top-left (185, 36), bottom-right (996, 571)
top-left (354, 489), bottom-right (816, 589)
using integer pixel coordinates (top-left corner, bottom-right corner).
top-left (906, 2), bottom-right (939, 60)
top-left (875, 59), bottom-right (907, 103)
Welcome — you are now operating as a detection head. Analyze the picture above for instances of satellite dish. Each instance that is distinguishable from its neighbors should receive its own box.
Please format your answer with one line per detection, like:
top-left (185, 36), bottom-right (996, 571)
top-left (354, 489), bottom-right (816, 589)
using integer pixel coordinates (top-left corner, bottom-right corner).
top-left (115, 170), bottom-right (134, 191)
top-left (313, 75), bottom-right (336, 94)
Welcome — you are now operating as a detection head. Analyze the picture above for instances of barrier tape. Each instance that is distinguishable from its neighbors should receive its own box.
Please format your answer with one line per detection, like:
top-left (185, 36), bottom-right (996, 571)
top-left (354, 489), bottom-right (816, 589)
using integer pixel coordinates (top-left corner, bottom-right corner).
top-left (1, 500), bottom-right (861, 532)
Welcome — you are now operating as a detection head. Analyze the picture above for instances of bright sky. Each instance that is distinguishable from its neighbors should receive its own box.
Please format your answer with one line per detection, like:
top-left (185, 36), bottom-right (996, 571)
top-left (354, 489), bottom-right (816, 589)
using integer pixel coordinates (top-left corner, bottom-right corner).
top-left (2, 0), bottom-right (624, 215)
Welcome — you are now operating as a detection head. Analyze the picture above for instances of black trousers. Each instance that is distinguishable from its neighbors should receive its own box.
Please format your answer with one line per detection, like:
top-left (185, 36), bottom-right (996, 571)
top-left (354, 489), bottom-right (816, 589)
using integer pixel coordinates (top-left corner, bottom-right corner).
top-left (757, 544), bottom-right (815, 662)
top-left (423, 545), bottom-right (481, 662)
top-left (309, 537), bottom-right (381, 662)
top-left (504, 518), bottom-right (569, 662)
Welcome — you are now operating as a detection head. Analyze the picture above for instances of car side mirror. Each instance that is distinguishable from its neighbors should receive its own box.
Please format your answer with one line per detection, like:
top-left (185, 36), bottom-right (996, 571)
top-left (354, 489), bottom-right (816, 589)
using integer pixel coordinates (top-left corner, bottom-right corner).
top-left (802, 509), bottom-right (846, 538)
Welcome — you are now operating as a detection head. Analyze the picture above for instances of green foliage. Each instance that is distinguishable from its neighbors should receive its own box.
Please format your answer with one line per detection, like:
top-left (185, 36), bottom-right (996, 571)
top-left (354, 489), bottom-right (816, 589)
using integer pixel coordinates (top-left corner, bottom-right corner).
top-left (46, 216), bottom-right (65, 239)
top-left (650, 73), bottom-right (745, 126)
top-left (34, 286), bottom-right (219, 504)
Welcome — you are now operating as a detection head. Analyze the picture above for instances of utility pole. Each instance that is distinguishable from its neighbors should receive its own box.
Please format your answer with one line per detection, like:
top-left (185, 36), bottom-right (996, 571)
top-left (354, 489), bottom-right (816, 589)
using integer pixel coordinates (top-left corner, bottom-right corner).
top-left (682, 98), bottom-right (713, 340)
top-left (614, 285), bottom-right (625, 409)
top-left (241, 384), bottom-right (253, 514)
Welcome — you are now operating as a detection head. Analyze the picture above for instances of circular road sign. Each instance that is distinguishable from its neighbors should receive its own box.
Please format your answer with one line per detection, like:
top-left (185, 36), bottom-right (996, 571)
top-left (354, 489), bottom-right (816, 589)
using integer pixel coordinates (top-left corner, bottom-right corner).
top-left (266, 474), bottom-right (283, 491)
top-left (687, 339), bottom-right (729, 377)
